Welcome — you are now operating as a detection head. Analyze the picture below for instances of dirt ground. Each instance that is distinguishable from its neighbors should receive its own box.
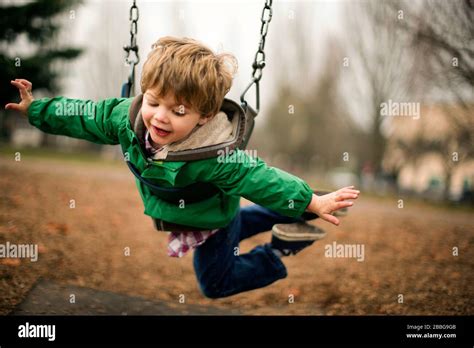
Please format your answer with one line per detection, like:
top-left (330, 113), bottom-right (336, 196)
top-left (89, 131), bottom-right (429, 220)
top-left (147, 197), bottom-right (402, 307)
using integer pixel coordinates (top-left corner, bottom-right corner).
top-left (1, 155), bottom-right (473, 315)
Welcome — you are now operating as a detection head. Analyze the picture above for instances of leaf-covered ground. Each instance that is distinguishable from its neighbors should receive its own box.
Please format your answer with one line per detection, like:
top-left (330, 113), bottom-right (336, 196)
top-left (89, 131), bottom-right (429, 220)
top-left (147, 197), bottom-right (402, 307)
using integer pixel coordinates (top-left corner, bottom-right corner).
top-left (1, 157), bottom-right (472, 315)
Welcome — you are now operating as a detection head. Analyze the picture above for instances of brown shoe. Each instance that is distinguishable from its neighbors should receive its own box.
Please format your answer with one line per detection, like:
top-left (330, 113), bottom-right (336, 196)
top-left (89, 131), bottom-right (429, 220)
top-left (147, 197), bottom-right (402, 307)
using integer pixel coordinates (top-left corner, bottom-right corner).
top-left (271, 222), bottom-right (326, 256)
top-left (272, 221), bottom-right (327, 242)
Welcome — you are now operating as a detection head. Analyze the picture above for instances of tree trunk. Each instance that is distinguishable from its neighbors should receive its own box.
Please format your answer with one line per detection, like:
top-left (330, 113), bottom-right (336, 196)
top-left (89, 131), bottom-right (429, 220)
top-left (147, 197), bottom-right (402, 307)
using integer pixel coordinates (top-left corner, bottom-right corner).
top-left (444, 168), bottom-right (453, 201)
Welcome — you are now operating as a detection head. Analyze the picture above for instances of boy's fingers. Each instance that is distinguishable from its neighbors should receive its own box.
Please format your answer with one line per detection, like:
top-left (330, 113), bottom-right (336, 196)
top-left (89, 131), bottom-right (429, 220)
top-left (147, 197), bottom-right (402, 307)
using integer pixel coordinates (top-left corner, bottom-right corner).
top-left (335, 193), bottom-right (358, 201)
top-left (18, 80), bottom-right (30, 90)
top-left (336, 201), bottom-right (353, 210)
top-left (17, 79), bottom-right (32, 90)
top-left (11, 81), bottom-right (29, 99)
top-left (341, 186), bottom-right (358, 192)
top-left (5, 103), bottom-right (20, 110)
top-left (11, 80), bottom-right (21, 86)
top-left (11, 80), bottom-right (26, 91)
top-left (337, 187), bottom-right (352, 194)
top-left (323, 213), bottom-right (339, 226)
top-left (341, 189), bottom-right (360, 195)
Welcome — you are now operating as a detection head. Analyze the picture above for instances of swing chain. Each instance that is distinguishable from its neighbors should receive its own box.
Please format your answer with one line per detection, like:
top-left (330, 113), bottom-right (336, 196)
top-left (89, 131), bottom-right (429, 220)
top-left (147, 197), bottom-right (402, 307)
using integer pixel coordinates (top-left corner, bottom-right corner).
top-left (253, 0), bottom-right (272, 81)
top-left (124, 0), bottom-right (140, 65)
top-left (122, 0), bottom-right (140, 97)
top-left (240, 0), bottom-right (273, 112)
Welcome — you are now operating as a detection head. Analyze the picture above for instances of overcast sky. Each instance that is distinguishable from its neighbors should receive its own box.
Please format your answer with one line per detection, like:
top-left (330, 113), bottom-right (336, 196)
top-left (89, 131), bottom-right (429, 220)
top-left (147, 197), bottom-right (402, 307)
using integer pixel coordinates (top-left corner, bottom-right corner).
top-left (61, 0), bottom-right (346, 122)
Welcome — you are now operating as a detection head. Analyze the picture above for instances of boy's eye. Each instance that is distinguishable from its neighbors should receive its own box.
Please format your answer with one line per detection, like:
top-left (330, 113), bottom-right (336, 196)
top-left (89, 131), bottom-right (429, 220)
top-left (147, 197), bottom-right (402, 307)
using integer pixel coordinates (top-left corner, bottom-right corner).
top-left (173, 110), bottom-right (186, 116)
top-left (149, 103), bottom-right (159, 107)
top-left (173, 105), bottom-right (187, 116)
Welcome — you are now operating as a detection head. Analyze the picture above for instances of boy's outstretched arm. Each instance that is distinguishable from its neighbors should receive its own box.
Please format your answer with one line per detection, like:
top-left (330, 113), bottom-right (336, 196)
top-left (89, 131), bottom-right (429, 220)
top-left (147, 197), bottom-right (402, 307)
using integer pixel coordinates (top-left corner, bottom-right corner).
top-left (5, 79), bottom-right (129, 145)
top-left (196, 149), bottom-right (359, 226)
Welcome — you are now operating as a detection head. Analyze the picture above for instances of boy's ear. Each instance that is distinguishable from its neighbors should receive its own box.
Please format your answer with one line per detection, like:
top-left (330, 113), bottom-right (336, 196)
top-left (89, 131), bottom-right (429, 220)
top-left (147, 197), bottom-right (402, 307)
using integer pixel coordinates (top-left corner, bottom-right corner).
top-left (198, 113), bottom-right (213, 125)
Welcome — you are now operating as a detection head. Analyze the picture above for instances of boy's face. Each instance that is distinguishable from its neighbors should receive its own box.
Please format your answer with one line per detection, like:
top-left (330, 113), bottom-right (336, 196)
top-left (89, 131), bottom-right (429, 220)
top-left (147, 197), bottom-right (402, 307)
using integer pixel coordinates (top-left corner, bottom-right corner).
top-left (141, 90), bottom-right (210, 147)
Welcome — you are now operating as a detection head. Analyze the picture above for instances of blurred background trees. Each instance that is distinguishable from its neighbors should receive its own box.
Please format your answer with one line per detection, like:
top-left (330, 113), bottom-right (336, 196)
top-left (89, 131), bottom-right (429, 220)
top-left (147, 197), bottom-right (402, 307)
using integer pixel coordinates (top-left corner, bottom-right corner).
top-left (253, 0), bottom-right (473, 202)
top-left (382, 0), bottom-right (473, 201)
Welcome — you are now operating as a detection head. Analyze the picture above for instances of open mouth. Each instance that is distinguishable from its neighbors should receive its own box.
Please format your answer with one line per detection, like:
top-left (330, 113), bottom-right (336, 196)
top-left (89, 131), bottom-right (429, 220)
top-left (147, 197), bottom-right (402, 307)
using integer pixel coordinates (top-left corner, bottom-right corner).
top-left (152, 125), bottom-right (172, 137)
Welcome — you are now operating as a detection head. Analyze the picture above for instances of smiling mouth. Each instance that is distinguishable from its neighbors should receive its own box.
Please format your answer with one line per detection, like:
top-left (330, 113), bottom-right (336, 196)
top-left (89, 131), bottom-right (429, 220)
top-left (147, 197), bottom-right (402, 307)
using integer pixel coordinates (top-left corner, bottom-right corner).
top-left (152, 125), bottom-right (172, 137)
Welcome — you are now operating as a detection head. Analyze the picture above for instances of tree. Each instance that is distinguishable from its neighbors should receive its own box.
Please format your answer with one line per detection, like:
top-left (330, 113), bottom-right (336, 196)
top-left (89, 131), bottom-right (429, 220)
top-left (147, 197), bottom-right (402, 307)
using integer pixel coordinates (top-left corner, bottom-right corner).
top-left (0, 0), bottom-right (83, 140)
top-left (256, 38), bottom-right (357, 174)
top-left (340, 0), bottom-right (418, 175)
top-left (396, 0), bottom-right (473, 101)
top-left (384, 0), bottom-right (474, 200)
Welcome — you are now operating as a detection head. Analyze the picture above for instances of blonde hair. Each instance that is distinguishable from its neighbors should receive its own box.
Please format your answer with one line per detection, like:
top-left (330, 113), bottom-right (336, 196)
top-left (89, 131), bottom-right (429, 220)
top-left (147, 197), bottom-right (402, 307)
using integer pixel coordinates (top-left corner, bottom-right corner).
top-left (140, 36), bottom-right (238, 117)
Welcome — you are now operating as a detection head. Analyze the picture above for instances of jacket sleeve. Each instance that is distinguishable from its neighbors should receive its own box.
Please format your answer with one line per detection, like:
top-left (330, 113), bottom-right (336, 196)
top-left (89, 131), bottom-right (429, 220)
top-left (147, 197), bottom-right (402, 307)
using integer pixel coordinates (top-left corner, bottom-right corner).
top-left (27, 97), bottom-right (130, 145)
top-left (196, 149), bottom-right (314, 218)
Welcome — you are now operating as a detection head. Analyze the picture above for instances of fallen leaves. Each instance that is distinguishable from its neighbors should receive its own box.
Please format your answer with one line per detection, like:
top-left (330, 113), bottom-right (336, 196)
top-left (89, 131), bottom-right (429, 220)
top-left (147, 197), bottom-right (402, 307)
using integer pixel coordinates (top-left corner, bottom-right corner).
top-left (0, 258), bottom-right (21, 267)
top-left (44, 222), bottom-right (69, 236)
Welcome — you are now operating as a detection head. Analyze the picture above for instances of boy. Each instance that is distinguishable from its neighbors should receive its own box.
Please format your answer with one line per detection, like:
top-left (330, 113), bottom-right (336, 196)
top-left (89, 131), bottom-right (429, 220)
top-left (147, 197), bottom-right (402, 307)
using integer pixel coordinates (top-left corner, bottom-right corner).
top-left (6, 37), bottom-right (359, 298)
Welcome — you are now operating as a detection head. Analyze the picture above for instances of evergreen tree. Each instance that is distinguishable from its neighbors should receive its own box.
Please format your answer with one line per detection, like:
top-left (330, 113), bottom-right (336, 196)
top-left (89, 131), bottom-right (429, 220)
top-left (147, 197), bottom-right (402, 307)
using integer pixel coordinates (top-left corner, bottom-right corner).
top-left (0, 0), bottom-right (83, 140)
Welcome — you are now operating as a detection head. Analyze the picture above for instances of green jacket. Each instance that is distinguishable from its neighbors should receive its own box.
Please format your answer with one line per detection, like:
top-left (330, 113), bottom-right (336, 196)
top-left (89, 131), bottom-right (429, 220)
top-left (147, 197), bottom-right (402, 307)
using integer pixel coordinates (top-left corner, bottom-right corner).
top-left (28, 97), bottom-right (314, 229)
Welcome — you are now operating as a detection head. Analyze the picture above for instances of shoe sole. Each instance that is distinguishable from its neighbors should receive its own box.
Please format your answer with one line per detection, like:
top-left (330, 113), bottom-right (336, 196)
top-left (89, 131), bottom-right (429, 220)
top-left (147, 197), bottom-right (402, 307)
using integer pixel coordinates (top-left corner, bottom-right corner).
top-left (272, 224), bottom-right (327, 242)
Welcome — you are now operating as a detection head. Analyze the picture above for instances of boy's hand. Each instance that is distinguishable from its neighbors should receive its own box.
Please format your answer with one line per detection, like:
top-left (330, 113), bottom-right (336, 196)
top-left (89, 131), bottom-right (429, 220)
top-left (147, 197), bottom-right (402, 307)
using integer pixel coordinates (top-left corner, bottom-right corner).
top-left (5, 79), bottom-right (35, 116)
top-left (306, 186), bottom-right (360, 226)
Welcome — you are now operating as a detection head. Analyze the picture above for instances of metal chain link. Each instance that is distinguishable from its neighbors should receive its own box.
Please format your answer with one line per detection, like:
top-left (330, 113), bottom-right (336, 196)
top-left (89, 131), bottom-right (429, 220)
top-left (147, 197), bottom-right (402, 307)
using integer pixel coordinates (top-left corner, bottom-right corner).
top-left (252, 0), bottom-right (272, 81)
top-left (121, 0), bottom-right (140, 97)
top-left (241, 0), bottom-right (273, 111)
top-left (124, 0), bottom-right (139, 65)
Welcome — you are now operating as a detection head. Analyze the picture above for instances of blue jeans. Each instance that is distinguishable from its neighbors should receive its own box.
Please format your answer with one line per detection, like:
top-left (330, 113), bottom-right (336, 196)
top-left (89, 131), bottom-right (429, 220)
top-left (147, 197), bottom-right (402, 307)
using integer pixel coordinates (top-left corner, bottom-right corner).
top-left (193, 204), bottom-right (317, 298)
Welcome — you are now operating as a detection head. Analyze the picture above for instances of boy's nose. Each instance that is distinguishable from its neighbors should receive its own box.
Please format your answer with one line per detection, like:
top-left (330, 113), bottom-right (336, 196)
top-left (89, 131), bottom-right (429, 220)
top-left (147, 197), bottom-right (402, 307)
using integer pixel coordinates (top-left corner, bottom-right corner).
top-left (153, 107), bottom-right (169, 123)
